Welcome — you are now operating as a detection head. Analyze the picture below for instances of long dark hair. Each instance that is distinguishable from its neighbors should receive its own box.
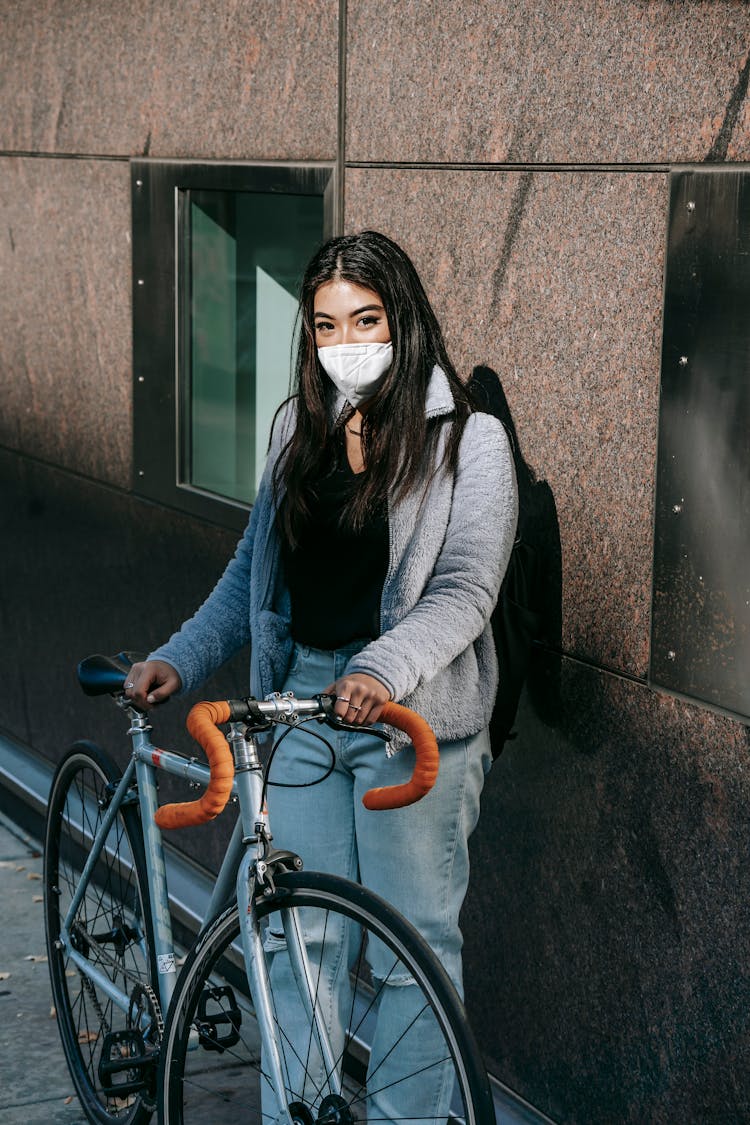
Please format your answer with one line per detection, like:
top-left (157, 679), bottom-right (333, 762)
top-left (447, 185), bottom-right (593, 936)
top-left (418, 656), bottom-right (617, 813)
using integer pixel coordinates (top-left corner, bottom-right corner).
top-left (275, 230), bottom-right (473, 547)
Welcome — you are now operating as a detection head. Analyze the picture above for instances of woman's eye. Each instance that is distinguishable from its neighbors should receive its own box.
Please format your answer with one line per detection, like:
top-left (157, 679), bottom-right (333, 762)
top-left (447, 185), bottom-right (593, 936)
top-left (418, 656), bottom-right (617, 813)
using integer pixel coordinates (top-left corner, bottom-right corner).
top-left (358, 316), bottom-right (378, 328)
top-left (315, 321), bottom-right (334, 333)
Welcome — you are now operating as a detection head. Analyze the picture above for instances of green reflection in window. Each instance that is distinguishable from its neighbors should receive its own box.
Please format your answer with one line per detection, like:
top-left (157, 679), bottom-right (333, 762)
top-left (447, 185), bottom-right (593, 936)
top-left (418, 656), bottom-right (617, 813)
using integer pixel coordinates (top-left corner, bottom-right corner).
top-left (186, 190), bottom-right (322, 504)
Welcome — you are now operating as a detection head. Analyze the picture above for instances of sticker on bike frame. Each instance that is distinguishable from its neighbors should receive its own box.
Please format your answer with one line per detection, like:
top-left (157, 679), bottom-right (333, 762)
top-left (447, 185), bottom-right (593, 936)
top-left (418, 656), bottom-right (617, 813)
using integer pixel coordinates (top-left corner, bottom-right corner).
top-left (158, 954), bottom-right (176, 974)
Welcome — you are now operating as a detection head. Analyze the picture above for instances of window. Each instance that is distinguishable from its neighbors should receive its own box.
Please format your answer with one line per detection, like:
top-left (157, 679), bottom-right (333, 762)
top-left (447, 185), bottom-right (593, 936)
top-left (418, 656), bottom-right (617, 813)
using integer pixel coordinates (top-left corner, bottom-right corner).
top-left (131, 160), bottom-right (333, 529)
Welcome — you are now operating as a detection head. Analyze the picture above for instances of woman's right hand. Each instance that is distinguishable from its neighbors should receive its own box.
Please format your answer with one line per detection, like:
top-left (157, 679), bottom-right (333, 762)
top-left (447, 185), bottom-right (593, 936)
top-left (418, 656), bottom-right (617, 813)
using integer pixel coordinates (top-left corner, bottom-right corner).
top-left (124, 660), bottom-right (182, 708)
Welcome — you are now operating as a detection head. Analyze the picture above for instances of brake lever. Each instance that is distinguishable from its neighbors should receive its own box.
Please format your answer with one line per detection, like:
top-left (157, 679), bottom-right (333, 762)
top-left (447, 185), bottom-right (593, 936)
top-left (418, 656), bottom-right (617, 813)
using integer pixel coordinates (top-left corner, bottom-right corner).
top-left (325, 717), bottom-right (391, 740)
top-left (314, 693), bottom-right (391, 742)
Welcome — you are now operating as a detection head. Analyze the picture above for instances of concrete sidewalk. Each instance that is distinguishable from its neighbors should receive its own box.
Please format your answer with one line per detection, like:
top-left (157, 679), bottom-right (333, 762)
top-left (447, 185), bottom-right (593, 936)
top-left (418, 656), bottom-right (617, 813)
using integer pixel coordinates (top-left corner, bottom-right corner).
top-left (0, 812), bottom-right (85, 1124)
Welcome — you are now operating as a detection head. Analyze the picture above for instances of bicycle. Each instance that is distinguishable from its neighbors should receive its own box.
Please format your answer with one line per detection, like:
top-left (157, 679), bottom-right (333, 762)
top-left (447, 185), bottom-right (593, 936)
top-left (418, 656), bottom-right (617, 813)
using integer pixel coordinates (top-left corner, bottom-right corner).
top-left (44, 651), bottom-right (495, 1124)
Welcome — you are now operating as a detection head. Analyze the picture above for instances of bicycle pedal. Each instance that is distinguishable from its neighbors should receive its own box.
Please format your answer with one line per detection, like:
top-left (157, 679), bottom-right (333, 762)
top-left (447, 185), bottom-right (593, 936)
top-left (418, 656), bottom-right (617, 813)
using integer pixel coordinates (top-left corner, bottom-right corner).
top-left (196, 984), bottom-right (241, 1052)
top-left (98, 1029), bottom-right (155, 1097)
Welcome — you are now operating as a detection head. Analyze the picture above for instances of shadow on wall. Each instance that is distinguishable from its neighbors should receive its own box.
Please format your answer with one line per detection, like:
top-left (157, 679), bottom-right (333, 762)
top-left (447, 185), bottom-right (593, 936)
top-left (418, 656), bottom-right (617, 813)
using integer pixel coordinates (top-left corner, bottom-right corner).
top-left (467, 365), bottom-right (562, 758)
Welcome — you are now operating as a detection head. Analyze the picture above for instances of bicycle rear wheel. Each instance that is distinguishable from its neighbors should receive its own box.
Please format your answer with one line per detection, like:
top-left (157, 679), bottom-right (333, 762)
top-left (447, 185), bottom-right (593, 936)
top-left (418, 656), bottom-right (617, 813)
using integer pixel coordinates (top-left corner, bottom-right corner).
top-left (159, 869), bottom-right (494, 1124)
top-left (44, 742), bottom-right (159, 1124)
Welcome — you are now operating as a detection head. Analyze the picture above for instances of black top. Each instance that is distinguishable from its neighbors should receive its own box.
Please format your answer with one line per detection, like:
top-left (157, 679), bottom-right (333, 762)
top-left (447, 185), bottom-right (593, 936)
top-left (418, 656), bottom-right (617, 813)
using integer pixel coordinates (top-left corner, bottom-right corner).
top-left (281, 438), bottom-right (389, 650)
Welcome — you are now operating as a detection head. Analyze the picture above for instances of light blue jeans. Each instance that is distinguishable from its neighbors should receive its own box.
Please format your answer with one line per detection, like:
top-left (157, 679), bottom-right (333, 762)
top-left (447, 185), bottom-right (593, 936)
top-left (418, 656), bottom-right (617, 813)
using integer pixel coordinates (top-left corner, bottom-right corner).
top-left (261, 641), bottom-right (491, 1123)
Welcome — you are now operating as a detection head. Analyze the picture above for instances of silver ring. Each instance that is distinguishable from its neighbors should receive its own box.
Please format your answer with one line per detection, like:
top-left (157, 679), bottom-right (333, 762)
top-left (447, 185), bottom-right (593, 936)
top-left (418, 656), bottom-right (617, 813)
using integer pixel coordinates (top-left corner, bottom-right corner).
top-left (349, 704), bottom-right (362, 711)
top-left (337, 696), bottom-right (351, 703)
top-left (125, 681), bottom-right (135, 689)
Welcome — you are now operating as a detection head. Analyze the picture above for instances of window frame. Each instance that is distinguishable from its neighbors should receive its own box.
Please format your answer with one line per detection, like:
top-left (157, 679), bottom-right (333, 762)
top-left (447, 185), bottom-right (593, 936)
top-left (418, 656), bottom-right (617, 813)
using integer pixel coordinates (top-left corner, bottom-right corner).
top-left (131, 158), bottom-right (334, 531)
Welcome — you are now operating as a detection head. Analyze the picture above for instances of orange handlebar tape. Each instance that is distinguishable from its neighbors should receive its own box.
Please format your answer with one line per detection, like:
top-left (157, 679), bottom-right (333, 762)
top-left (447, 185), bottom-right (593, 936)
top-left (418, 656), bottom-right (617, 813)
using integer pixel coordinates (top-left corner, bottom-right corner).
top-left (361, 701), bottom-right (439, 811)
top-left (154, 700), bottom-right (234, 830)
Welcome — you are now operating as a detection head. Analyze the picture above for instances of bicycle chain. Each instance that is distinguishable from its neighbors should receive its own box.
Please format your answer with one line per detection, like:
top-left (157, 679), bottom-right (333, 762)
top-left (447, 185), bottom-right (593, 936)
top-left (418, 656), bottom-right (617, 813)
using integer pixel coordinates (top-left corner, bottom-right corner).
top-left (147, 982), bottom-right (165, 1040)
top-left (70, 923), bottom-right (164, 1042)
top-left (79, 968), bottom-right (111, 1038)
top-left (129, 981), bottom-right (165, 1042)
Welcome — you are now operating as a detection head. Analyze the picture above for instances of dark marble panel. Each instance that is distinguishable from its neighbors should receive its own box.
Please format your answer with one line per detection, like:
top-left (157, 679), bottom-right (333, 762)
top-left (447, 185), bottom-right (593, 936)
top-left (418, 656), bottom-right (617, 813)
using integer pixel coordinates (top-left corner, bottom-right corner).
top-left (347, 1), bottom-right (750, 164)
top-left (0, 157), bottom-right (131, 487)
top-left (0, 449), bottom-right (250, 872)
top-left (0, 1), bottom-right (338, 161)
top-left (346, 169), bottom-right (665, 677)
top-left (463, 650), bottom-right (750, 1123)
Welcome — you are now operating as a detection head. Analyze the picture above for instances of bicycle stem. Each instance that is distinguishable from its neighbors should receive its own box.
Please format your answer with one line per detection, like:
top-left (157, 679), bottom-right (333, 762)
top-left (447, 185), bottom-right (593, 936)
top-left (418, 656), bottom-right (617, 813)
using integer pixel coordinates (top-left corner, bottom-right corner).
top-left (226, 721), bottom-right (267, 843)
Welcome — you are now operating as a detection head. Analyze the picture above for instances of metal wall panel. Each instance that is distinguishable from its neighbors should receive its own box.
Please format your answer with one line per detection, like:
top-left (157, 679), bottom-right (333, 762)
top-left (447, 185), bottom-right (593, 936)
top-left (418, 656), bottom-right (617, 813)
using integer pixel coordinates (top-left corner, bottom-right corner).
top-left (652, 169), bottom-right (750, 718)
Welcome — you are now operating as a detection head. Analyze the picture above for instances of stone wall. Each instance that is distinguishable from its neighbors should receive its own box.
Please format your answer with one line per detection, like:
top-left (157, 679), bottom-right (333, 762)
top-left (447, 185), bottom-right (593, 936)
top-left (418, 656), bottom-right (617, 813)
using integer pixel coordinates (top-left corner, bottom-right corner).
top-left (2, 4), bottom-right (749, 1120)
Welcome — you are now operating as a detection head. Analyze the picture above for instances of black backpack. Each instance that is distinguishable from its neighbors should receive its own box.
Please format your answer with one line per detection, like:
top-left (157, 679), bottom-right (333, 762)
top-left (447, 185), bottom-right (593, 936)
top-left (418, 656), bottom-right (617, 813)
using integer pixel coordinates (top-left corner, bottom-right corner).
top-left (468, 366), bottom-right (553, 757)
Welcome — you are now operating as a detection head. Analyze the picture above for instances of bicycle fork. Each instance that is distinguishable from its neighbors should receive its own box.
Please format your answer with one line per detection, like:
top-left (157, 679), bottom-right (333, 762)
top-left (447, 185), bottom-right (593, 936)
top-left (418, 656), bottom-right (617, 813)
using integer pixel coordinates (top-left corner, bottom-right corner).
top-left (232, 723), bottom-right (342, 1123)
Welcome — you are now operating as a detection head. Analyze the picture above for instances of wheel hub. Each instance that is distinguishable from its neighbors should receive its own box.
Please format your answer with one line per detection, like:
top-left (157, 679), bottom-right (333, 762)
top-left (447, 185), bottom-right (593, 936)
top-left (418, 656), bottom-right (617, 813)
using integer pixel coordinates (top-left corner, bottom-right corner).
top-left (288, 1103), bottom-right (314, 1125)
top-left (317, 1093), bottom-right (356, 1124)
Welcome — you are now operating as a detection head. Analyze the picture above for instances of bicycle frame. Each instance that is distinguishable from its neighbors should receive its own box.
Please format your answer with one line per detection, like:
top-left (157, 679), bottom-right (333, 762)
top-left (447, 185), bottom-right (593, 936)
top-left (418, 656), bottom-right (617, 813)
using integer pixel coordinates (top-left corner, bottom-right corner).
top-left (59, 702), bottom-right (342, 1122)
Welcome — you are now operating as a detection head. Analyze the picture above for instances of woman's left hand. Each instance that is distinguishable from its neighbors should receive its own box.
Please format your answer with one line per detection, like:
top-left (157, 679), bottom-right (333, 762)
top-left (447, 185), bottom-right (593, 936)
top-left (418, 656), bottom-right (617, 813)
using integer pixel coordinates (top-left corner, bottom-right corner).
top-left (323, 672), bottom-right (391, 726)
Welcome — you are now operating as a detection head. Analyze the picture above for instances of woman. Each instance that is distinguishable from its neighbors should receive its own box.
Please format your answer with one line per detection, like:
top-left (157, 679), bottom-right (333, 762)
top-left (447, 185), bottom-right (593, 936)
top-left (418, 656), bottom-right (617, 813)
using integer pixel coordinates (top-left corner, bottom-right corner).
top-left (126, 231), bottom-right (517, 1119)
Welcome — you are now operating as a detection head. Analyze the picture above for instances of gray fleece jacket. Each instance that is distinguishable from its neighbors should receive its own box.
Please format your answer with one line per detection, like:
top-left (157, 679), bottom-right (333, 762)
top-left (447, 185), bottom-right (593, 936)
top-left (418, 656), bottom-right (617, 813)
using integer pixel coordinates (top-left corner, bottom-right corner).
top-left (149, 367), bottom-right (518, 747)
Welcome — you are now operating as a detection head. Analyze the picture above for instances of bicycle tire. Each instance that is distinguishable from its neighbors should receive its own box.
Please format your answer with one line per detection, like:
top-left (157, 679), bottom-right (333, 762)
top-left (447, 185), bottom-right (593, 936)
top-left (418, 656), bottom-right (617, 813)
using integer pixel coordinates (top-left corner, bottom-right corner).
top-left (44, 742), bottom-right (159, 1124)
top-left (159, 869), bottom-right (494, 1124)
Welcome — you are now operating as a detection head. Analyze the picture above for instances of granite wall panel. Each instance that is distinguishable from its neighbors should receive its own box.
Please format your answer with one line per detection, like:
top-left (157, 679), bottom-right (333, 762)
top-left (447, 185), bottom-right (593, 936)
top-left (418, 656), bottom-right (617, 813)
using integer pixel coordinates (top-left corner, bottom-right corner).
top-left (0, 0), bottom-right (338, 161)
top-left (0, 156), bottom-right (131, 487)
top-left (347, 0), bottom-right (750, 165)
top-left (346, 168), bottom-right (665, 677)
top-left (463, 650), bottom-right (750, 1123)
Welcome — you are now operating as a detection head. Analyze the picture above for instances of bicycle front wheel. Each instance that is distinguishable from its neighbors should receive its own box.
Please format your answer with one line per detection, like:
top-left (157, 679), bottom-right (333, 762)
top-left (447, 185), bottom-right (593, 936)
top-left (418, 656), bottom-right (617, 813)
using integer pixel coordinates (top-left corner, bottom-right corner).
top-left (44, 742), bottom-right (159, 1124)
top-left (160, 869), bottom-right (493, 1124)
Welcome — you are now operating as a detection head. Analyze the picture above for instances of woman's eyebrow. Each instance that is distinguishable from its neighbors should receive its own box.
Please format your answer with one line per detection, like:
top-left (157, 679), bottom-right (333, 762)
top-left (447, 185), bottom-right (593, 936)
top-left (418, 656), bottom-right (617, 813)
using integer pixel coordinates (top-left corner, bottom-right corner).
top-left (314, 303), bottom-right (384, 320)
top-left (350, 304), bottom-right (384, 316)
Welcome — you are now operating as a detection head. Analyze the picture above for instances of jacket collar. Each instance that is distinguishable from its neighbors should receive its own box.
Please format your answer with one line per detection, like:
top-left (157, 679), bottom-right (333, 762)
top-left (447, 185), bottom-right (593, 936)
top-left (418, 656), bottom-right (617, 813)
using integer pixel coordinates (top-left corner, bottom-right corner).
top-left (424, 365), bottom-right (455, 419)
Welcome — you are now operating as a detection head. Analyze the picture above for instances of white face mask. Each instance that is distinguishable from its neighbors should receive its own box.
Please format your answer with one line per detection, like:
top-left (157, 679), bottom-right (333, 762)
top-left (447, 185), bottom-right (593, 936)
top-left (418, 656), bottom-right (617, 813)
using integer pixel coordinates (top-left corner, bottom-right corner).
top-left (317, 342), bottom-right (393, 408)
